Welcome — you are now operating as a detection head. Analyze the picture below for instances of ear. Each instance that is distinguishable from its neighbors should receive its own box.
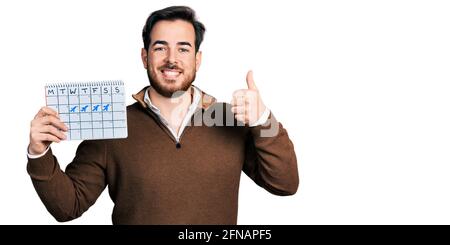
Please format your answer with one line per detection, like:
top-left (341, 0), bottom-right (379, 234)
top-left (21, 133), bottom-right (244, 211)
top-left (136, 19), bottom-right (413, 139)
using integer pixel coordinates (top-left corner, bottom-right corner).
top-left (141, 48), bottom-right (149, 69)
top-left (195, 51), bottom-right (202, 72)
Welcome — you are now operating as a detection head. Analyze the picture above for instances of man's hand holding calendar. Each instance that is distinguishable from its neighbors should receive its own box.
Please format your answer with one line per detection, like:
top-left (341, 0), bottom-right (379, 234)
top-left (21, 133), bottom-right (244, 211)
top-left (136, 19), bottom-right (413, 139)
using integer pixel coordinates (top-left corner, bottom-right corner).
top-left (28, 106), bottom-right (68, 155)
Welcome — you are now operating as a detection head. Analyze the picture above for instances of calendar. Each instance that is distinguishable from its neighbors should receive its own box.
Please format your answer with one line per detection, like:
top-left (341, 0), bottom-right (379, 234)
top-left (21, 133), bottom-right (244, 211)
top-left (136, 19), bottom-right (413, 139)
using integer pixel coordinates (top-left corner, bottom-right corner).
top-left (45, 81), bottom-right (128, 140)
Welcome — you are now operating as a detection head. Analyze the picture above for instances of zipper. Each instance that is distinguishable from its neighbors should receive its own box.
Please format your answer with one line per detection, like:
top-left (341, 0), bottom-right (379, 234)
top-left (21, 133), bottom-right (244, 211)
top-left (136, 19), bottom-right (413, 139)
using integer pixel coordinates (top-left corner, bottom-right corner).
top-left (145, 107), bottom-right (194, 149)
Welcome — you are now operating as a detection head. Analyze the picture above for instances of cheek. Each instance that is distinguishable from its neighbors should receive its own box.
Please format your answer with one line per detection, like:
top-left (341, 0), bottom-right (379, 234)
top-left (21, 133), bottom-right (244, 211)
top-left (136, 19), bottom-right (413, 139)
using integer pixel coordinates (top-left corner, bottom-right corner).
top-left (148, 58), bottom-right (162, 72)
top-left (183, 56), bottom-right (198, 71)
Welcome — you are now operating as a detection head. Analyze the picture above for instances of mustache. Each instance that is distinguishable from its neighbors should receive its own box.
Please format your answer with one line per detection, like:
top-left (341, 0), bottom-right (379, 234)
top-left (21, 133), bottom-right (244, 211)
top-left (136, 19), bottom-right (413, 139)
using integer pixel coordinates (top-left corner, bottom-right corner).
top-left (159, 63), bottom-right (183, 71)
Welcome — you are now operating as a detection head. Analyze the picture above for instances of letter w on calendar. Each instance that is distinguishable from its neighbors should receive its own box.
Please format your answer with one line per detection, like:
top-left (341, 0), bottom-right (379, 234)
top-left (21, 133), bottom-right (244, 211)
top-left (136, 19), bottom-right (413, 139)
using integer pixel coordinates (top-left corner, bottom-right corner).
top-left (45, 81), bottom-right (128, 140)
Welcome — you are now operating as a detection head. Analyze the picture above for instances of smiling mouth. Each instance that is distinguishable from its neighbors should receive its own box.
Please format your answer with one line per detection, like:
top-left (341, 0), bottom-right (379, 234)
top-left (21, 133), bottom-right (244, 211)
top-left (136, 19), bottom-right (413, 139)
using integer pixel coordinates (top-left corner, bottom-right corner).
top-left (161, 69), bottom-right (182, 80)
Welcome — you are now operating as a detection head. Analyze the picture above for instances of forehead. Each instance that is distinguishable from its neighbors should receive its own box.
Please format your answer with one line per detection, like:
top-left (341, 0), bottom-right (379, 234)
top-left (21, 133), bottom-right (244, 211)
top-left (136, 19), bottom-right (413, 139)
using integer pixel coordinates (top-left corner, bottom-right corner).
top-left (150, 19), bottom-right (195, 43)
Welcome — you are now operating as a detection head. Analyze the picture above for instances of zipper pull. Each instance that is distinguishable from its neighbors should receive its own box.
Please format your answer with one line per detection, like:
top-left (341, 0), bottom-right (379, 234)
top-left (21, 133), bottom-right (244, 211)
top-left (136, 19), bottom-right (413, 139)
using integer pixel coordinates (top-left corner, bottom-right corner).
top-left (176, 142), bottom-right (181, 149)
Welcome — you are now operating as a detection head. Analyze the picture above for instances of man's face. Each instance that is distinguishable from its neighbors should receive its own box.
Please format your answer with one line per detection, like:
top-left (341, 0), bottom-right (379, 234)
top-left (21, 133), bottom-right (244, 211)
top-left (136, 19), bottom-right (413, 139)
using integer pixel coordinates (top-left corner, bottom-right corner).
top-left (142, 19), bottom-right (202, 98)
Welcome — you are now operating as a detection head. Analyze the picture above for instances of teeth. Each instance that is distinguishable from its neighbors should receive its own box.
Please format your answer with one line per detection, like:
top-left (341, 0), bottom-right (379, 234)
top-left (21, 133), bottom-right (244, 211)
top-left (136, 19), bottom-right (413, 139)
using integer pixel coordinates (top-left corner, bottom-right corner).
top-left (165, 71), bottom-right (179, 76)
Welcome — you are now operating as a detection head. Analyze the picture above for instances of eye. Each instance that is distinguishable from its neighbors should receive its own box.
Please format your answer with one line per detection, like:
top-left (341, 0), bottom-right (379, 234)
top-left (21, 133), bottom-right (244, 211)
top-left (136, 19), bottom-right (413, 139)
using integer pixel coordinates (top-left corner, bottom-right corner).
top-left (179, 48), bottom-right (189, 53)
top-left (154, 47), bottom-right (165, 51)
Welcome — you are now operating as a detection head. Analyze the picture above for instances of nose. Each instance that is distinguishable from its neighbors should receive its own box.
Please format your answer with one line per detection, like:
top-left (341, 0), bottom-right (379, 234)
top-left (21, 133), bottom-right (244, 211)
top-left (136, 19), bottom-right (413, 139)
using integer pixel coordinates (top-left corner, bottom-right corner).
top-left (166, 47), bottom-right (177, 64)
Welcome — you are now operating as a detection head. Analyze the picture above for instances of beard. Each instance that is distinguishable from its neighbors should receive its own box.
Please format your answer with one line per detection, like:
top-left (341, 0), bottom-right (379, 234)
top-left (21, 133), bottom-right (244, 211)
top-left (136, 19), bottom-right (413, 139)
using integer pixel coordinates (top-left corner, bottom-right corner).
top-left (147, 62), bottom-right (196, 98)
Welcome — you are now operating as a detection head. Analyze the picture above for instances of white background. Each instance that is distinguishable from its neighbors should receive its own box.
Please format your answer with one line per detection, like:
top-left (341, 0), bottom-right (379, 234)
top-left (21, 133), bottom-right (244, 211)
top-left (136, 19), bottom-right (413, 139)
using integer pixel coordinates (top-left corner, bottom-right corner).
top-left (1, 0), bottom-right (450, 224)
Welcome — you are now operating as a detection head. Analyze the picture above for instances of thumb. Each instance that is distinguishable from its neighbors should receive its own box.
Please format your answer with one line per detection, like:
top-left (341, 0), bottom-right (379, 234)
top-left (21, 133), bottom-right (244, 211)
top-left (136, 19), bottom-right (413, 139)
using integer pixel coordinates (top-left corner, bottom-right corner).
top-left (246, 70), bottom-right (258, 90)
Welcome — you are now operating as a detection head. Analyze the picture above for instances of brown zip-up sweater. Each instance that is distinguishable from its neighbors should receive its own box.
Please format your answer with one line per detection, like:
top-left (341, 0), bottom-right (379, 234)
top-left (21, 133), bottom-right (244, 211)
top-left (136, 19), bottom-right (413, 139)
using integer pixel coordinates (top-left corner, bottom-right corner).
top-left (27, 86), bottom-right (299, 224)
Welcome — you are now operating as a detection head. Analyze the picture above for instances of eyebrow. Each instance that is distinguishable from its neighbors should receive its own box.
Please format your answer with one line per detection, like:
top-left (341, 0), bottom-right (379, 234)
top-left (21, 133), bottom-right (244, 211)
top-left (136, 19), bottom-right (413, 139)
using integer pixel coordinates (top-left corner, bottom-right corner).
top-left (151, 40), bottom-right (192, 47)
top-left (177, 41), bottom-right (192, 47)
top-left (152, 40), bottom-right (168, 46)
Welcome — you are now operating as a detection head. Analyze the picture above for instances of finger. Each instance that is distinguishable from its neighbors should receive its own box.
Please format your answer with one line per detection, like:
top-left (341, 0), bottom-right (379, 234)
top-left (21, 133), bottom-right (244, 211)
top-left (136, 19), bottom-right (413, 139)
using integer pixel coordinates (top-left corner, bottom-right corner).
top-left (232, 89), bottom-right (248, 98)
top-left (231, 95), bottom-right (249, 106)
top-left (40, 125), bottom-right (67, 140)
top-left (37, 115), bottom-right (68, 131)
top-left (35, 133), bottom-right (62, 143)
top-left (231, 98), bottom-right (247, 108)
top-left (35, 115), bottom-right (68, 131)
top-left (231, 105), bottom-right (246, 114)
top-left (35, 106), bottom-right (59, 119)
top-left (246, 70), bottom-right (258, 90)
top-left (234, 114), bottom-right (246, 123)
top-left (230, 97), bottom-right (239, 106)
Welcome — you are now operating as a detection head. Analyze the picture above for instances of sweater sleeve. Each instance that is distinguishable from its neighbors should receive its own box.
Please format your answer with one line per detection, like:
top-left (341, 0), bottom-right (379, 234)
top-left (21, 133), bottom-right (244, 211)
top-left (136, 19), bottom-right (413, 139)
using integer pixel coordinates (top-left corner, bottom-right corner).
top-left (243, 112), bottom-right (299, 196)
top-left (26, 140), bottom-right (107, 222)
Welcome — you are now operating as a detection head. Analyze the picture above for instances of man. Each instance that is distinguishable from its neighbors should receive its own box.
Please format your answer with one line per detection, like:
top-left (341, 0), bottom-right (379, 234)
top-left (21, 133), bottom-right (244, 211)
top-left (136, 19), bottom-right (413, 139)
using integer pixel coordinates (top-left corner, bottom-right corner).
top-left (27, 6), bottom-right (298, 224)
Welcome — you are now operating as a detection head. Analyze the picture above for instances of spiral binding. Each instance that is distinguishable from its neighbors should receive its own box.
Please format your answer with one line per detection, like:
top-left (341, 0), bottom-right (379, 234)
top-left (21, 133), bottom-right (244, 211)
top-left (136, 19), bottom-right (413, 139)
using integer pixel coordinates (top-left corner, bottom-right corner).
top-left (45, 80), bottom-right (123, 88)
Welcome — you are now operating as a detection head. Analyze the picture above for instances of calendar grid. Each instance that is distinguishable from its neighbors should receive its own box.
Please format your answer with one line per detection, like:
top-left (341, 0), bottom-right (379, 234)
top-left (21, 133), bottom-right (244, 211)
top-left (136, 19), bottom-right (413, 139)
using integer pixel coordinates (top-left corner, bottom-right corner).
top-left (100, 84), bottom-right (104, 139)
top-left (111, 85), bottom-right (115, 138)
top-left (67, 86), bottom-right (71, 140)
top-left (77, 85), bottom-right (81, 139)
top-left (45, 81), bottom-right (128, 141)
top-left (89, 82), bottom-right (94, 138)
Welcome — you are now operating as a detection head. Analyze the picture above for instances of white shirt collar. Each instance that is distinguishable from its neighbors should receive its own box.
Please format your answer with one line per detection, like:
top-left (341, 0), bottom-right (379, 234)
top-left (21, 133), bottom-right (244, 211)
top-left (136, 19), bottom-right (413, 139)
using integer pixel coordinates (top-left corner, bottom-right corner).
top-left (143, 85), bottom-right (201, 141)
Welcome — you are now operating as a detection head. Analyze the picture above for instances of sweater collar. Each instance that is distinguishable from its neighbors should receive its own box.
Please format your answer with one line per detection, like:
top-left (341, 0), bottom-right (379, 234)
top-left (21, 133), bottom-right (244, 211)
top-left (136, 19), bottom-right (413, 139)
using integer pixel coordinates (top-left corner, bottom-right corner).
top-left (132, 85), bottom-right (217, 111)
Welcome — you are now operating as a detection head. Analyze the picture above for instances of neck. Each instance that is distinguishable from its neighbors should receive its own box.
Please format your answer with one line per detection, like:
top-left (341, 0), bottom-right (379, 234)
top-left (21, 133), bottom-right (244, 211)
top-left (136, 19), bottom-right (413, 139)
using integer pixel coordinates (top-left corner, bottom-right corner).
top-left (149, 86), bottom-right (192, 132)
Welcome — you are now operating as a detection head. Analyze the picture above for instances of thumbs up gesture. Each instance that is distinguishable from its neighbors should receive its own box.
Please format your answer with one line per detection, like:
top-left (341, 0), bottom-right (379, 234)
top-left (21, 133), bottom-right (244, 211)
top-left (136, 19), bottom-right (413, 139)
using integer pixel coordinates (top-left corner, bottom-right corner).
top-left (231, 70), bottom-right (267, 125)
